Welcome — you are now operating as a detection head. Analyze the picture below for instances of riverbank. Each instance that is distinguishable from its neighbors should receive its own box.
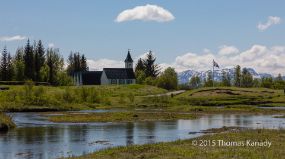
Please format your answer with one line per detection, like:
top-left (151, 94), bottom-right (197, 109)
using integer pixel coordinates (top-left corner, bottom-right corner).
top-left (48, 112), bottom-right (197, 122)
top-left (66, 128), bottom-right (285, 159)
top-left (0, 112), bottom-right (16, 131)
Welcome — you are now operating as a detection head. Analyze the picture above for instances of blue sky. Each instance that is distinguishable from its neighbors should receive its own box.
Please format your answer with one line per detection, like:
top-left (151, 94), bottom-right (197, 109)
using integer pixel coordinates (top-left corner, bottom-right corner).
top-left (0, 0), bottom-right (285, 74)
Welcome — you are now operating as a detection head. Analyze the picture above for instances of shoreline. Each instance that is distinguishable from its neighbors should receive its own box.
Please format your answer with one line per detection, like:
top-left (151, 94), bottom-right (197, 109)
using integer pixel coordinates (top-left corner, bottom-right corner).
top-left (64, 128), bottom-right (285, 159)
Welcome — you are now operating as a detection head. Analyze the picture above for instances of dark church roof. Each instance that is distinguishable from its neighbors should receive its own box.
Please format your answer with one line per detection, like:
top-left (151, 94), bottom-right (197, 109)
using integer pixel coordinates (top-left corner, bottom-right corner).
top-left (82, 71), bottom-right (102, 85)
top-left (124, 50), bottom-right (133, 62)
top-left (103, 68), bottom-right (135, 79)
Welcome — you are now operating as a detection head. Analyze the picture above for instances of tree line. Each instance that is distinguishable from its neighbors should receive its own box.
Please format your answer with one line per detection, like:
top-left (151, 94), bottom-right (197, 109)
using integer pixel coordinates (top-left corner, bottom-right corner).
top-left (134, 51), bottom-right (178, 90)
top-left (189, 65), bottom-right (285, 89)
top-left (0, 40), bottom-right (87, 85)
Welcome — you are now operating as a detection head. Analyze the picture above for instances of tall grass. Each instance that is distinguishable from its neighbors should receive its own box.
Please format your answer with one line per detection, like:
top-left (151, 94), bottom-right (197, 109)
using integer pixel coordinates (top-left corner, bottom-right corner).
top-left (0, 112), bottom-right (16, 131)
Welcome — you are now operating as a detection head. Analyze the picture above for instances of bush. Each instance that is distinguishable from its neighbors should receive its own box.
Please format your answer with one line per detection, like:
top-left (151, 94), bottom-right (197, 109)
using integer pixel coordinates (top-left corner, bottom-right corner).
top-left (156, 67), bottom-right (178, 90)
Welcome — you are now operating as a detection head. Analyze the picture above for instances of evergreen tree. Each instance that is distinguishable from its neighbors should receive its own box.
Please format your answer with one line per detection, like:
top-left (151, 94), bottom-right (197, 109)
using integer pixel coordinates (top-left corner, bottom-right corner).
top-left (0, 46), bottom-right (8, 81)
top-left (222, 71), bottom-right (231, 86)
top-left (67, 52), bottom-right (74, 75)
top-left (241, 68), bottom-right (253, 87)
top-left (34, 40), bottom-right (45, 81)
top-left (143, 50), bottom-right (160, 77)
top-left (24, 39), bottom-right (35, 80)
top-left (234, 65), bottom-right (241, 87)
top-left (135, 58), bottom-right (146, 83)
top-left (14, 48), bottom-right (25, 81)
top-left (135, 58), bottom-right (145, 73)
top-left (80, 54), bottom-right (88, 71)
top-left (46, 48), bottom-right (64, 85)
top-left (67, 52), bottom-right (87, 75)
top-left (7, 53), bottom-right (14, 80)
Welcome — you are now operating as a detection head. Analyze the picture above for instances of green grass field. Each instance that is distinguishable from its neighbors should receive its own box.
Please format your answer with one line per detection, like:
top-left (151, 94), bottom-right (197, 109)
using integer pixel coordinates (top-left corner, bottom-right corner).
top-left (0, 84), bottom-right (167, 111)
top-left (0, 85), bottom-right (284, 113)
top-left (66, 128), bottom-right (285, 159)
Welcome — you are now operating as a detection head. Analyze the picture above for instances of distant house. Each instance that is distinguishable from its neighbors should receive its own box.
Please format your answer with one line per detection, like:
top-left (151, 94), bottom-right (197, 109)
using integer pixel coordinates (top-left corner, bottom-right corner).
top-left (73, 50), bottom-right (136, 85)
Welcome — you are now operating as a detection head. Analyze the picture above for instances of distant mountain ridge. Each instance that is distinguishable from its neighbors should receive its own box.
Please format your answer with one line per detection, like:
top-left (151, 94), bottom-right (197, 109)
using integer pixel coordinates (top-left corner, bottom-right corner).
top-left (177, 67), bottom-right (280, 84)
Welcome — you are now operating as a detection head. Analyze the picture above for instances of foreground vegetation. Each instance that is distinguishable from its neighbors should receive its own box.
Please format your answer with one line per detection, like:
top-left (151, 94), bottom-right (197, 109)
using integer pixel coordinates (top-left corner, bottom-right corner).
top-left (48, 112), bottom-right (196, 123)
top-left (0, 113), bottom-right (16, 131)
top-left (67, 129), bottom-right (285, 159)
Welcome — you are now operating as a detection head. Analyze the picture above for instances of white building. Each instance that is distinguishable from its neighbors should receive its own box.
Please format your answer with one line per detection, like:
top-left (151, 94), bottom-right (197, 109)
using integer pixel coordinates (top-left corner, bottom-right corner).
top-left (73, 50), bottom-right (136, 85)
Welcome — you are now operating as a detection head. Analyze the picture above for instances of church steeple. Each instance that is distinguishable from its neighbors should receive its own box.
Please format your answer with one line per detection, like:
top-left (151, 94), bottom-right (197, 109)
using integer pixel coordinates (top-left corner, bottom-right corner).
top-left (125, 49), bottom-right (133, 69)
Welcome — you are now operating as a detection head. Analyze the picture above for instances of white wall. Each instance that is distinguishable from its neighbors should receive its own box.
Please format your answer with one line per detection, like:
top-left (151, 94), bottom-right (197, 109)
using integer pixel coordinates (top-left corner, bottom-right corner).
top-left (100, 71), bottom-right (109, 85)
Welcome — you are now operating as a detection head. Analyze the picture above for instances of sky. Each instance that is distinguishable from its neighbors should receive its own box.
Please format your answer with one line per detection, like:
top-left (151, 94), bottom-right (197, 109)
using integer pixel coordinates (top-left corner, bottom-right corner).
top-left (0, 0), bottom-right (285, 75)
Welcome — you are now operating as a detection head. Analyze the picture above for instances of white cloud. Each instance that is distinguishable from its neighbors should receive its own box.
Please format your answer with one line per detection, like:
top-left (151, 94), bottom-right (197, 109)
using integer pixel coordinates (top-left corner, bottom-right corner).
top-left (115, 4), bottom-right (175, 22)
top-left (0, 35), bottom-right (27, 41)
top-left (87, 59), bottom-right (124, 71)
top-left (257, 16), bottom-right (281, 31)
top-left (218, 45), bottom-right (239, 56)
top-left (169, 45), bottom-right (285, 76)
top-left (86, 45), bottom-right (285, 76)
top-left (48, 43), bottom-right (55, 48)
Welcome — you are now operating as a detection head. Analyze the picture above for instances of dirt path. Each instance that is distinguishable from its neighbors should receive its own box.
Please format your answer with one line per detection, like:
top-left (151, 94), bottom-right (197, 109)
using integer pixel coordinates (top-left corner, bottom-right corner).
top-left (147, 90), bottom-right (186, 97)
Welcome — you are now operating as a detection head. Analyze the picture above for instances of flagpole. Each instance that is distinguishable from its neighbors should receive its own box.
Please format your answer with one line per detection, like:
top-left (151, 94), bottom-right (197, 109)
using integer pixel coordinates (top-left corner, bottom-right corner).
top-left (212, 59), bottom-right (214, 87)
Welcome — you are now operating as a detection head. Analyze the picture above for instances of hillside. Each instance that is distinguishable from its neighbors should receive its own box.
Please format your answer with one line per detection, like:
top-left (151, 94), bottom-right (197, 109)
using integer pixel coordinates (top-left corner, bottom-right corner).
top-left (175, 87), bottom-right (285, 107)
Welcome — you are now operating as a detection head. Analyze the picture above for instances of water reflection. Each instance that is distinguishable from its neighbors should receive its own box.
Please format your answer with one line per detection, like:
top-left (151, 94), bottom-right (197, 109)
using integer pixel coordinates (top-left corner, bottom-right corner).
top-left (0, 113), bottom-right (284, 159)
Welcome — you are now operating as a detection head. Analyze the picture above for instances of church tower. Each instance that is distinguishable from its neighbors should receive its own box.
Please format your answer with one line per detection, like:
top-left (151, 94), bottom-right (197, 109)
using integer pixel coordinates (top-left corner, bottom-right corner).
top-left (125, 49), bottom-right (133, 69)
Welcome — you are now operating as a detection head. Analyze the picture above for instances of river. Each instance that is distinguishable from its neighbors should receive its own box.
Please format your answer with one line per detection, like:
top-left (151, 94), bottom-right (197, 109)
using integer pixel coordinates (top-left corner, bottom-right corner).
top-left (0, 111), bottom-right (284, 159)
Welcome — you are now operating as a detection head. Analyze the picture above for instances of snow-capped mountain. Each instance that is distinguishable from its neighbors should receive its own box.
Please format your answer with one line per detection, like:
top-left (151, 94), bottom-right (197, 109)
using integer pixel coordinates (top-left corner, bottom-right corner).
top-left (178, 67), bottom-right (273, 84)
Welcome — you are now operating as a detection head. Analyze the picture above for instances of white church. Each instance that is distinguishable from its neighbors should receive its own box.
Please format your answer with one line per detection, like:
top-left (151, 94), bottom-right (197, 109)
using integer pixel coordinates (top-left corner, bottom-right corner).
top-left (73, 50), bottom-right (136, 85)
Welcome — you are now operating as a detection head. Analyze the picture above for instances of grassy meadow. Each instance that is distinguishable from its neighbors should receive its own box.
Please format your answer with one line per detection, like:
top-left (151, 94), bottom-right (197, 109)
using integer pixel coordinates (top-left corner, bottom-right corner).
top-left (0, 84), bottom-right (167, 112)
top-left (0, 84), bottom-right (284, 115)
top-left (66, 128), bottom-right (285, 159)
top-left (133, 87), bottom-right (285, 113)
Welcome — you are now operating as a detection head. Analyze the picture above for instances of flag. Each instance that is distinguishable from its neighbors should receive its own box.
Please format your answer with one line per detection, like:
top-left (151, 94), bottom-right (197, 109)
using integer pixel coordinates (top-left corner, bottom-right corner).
top-left (213, 60), bottom-right (219, 68)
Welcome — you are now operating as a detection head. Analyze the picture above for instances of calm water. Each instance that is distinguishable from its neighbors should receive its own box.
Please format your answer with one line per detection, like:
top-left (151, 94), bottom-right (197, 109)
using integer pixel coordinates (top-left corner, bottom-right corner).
top-left (0, 112), bottom-right (284, 159)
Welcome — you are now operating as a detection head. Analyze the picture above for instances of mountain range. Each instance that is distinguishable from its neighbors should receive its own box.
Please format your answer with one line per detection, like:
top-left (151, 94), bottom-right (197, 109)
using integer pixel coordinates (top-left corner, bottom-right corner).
top-left (178, 67), bottom-right (281, 84)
